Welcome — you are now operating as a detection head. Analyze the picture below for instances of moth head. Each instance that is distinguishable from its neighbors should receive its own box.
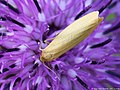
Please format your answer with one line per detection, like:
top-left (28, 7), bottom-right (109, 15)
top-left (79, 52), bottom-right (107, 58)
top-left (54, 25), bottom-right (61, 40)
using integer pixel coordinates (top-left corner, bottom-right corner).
top-left (40, 51), bottom-right (54, 62)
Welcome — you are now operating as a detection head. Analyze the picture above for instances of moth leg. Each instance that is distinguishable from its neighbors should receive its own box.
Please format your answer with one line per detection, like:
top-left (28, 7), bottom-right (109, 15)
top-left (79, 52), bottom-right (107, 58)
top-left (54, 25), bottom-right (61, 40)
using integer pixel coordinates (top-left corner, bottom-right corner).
top-left (55, 32), bottom-right (59, 36)
top-left (39, 41), bottom-right (44, 51)
top-left (44, 32), bottom-right (60, 44)
top-left (39, 45), bottom-right (43, 51)
top-left (44, 38), bottom-right (54, 44)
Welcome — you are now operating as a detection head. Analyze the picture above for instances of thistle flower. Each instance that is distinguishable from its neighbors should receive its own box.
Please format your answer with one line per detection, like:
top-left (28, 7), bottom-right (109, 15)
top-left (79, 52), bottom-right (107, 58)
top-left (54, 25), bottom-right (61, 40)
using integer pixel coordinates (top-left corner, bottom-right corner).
top-left (0, 0), bottom-right (120, 90)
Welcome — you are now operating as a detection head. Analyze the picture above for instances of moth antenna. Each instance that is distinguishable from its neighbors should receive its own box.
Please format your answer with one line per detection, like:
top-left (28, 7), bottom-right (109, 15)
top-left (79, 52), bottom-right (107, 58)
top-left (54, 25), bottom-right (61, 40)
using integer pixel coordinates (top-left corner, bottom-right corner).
top-left (43, 62), bottom-right (60, 80)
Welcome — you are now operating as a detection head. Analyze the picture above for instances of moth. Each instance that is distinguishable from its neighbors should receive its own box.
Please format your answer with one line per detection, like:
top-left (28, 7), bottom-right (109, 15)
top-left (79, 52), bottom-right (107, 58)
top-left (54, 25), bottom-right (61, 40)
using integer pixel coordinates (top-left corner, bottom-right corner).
top-left (40, 11), bottom-right (103, 62)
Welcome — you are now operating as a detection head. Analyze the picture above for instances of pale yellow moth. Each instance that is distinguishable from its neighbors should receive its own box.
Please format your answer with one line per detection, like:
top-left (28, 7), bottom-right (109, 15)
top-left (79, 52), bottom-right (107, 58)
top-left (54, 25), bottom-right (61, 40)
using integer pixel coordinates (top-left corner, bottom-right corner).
top-left (40, 11), bottom-right (103, 62)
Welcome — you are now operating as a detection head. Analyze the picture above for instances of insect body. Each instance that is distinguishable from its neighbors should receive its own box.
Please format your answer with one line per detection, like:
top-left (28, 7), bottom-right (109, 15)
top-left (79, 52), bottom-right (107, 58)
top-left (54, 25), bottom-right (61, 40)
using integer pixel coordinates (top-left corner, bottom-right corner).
top-left (40, 11), bottom-right (103, 62)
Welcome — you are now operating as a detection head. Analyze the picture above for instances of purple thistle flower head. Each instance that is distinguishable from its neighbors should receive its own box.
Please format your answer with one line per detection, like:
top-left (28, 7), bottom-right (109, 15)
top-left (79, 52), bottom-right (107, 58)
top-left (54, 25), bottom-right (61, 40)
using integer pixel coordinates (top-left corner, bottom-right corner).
top-left (0, 0), bottom-right (120, 90)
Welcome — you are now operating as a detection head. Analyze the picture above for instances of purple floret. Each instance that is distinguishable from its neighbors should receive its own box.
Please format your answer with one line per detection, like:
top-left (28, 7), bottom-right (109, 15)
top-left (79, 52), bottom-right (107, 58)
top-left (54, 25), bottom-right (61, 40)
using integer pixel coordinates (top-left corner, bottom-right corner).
top-left (0, 0), bottom-right (120, 90)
